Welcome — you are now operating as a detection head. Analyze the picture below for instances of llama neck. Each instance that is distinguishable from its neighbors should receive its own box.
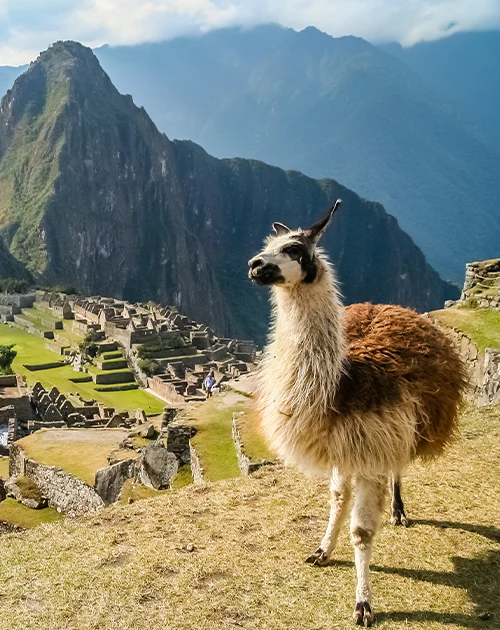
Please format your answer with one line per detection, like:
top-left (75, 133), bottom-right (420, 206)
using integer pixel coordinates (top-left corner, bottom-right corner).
top-left (269, 258), bottom-right (346, 404)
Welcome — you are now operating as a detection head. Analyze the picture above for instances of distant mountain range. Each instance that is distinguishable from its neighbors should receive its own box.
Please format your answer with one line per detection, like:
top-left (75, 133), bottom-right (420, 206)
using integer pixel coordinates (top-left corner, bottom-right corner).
top-left (91, 25), bottom-right (500, 282)
top-left (380, 31), bottom-right (500, 139)
top-left (0, 42), bottom-right (455, 343)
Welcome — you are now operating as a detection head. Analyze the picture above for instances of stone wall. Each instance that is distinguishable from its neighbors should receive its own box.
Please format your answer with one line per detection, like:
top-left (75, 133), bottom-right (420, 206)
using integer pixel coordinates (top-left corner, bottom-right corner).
top-left (166, 422), bottom-right (196, 465)
top-left (9, 443), bottom-right (104, 516)
top-left (232, 412), bottom-right (272, 475)
top-left (459, 260), bottom-right (500, 310)
top-left (446, 328), bottom-right (500, 406)
top-left (148, 375), bottom-right (185, 404)
top-left (0, 293), bottom-right (35, 308)
top-left (189, 442), bottom-right (204, 484)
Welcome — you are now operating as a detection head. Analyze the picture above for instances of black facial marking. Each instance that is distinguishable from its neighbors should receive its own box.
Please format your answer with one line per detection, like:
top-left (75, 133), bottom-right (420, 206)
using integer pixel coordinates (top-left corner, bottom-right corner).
top-left (281, 240), bottom-right (318, 284)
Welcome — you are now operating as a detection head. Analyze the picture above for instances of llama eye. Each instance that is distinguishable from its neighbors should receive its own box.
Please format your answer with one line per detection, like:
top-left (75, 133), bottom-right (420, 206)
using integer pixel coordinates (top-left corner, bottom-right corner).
top-left (283, 245), bottom-right (302, 258)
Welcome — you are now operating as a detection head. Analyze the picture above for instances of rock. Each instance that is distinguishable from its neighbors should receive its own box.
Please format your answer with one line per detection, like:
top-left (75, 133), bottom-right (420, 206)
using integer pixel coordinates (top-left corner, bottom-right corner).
top-left (139, 443), bottom-right (178, 490)
top-left (94, 459), bottom-right (136, 505)
top-left (478, 612), bottom-right (491, 621)
top-left (0, 479), bottom-right (6, 502)
top-left (186, 543), bottom-right (195, 552)
top-left (141, 424), bottom-right (157, 440)
top-left (5, 477), bottom-right (47, 509)
top-left (444, 300), bottom-right (456, 308)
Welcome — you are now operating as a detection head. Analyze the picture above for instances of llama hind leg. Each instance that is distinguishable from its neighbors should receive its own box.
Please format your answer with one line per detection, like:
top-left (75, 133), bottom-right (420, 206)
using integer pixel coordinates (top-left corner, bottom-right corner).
top-left (390, 473), bottom-right (408, 526)
top-left (306, 469), bottom-right (351, 566)
top-left (351, 475), bottom-right (387, 627)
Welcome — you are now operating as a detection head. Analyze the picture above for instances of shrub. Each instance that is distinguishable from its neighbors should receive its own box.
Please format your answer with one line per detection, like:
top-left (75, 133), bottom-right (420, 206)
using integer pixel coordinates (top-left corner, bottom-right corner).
top-left (0, 344), bottom-right (16, 374)
top-left (138, 358), bottom-right (160, 377)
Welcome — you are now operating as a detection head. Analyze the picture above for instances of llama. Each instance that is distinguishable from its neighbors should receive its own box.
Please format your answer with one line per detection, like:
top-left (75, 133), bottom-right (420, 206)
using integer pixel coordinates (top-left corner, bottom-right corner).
top-left (248, 200), bottom-right (467, 626)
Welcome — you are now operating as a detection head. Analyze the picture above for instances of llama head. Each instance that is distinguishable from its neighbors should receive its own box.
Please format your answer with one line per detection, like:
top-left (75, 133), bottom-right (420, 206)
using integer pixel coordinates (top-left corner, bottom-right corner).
top-left (248, 199), bottom-right (342, 288)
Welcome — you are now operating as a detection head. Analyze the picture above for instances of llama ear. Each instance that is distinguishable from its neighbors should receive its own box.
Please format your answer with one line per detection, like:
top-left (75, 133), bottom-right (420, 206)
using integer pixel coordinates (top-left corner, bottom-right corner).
top-left (304, 199), bottom-right (342, 243)
top-left (272, 222), bottom-right (291, 236)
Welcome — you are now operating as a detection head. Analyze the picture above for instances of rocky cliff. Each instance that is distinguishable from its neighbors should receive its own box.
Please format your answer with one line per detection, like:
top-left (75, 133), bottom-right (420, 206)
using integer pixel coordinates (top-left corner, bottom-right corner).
top-left (0, 41), bottom-right (457, 342)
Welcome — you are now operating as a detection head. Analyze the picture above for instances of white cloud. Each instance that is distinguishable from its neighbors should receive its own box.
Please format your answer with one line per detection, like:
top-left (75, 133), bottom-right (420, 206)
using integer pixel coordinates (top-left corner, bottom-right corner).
top-left (0, 0), bottom-right (499, 65)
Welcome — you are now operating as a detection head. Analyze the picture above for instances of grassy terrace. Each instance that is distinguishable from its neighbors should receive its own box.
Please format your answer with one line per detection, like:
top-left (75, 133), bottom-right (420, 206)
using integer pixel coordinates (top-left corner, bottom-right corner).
top-left (0, 456), bottom-right (9, 479)
top-left (237, 405), bottom-right (274, 463)
top-left (0, 403), bottom-right (498, 629)
top-left (0, 324), bottom-right (164, 414)
top-left (0, 499), bottom-right (62, 529)
top-left (431, 307), bottom-right (500, 352)
top-left (185, 391), bottom-right (248, 481)
top-left (17, 429), bottom-right (129, 486)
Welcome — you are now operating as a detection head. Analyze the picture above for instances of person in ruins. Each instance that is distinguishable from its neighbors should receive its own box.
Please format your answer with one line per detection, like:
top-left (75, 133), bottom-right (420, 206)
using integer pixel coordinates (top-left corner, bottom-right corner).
top-left (204, 371), bottom-right (216, 397)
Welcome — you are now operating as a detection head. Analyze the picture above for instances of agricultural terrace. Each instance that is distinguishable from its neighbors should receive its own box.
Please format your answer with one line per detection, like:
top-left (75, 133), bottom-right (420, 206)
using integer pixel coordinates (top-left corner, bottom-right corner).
top-left (430, 307), bottom-right (500, 352)
top-left (0, 324), bottom-right (164, 414)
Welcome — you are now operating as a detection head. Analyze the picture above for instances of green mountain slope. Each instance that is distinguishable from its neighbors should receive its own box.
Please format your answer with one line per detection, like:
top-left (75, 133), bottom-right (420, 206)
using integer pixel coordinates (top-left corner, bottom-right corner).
top-left (0, 41), bottom-right (456, 343)
top-left (96, 25), bottom-right (500, 282)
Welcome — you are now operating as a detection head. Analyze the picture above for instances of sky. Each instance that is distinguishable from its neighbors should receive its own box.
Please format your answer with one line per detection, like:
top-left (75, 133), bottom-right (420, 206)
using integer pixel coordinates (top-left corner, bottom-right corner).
top-left (0, 0), bottom-right (499, 65)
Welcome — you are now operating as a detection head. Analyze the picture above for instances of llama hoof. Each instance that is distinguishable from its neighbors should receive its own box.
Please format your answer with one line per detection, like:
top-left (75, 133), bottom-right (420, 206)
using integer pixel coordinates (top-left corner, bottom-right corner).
top-left (353, 601), bottom-right (374, 627)
top-left (390, 510), bottom-right (409, 527)
top-left (305, 548), bottom-right (330, 566)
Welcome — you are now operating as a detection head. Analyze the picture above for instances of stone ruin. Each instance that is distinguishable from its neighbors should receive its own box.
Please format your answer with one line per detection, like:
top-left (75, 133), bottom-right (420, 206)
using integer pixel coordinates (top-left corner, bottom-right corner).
top-left (30, 290), bottom-right (258, 403)
top-left (29, 381), bottom-right (147, 431)
top-left (0, 374), bottom-right (34, 452)
top-left (447, 258), bottom-right (500, 311)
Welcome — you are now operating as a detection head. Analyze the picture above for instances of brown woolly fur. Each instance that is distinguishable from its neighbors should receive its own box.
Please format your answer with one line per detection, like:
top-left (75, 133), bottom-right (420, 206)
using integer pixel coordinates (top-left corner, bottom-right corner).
top-left (340, 302), bottom-right (467, 460)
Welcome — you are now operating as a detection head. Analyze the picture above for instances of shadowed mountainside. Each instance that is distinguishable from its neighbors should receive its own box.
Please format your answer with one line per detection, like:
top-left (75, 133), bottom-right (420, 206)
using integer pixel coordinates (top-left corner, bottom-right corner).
top-left (95, 25), bottom-right (500, 282)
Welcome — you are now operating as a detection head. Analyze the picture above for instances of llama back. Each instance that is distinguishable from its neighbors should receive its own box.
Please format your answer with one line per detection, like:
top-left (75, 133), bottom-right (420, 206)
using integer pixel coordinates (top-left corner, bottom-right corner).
top-left (341, 303), bottom-right (468, 459)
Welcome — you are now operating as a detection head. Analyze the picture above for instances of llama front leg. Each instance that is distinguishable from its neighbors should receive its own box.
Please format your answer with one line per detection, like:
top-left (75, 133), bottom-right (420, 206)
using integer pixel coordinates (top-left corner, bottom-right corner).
top-left (390, 473), bottom-right (408, 526)
top-left (351, 475), bottom-right (386, 627)
top-left (306, 469), bottom-right (351, 566)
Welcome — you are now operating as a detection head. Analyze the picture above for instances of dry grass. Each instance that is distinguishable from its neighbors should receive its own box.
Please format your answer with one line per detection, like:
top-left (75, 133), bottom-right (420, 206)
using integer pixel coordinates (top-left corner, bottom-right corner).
top-left (0, 456), bottom-right (9, 479)
top-left (15, 476), bottom-right (42, 501)
top-left (0, 403), bottom-right (498, 629)
top-left (17, 428), bottom-right (129, 486)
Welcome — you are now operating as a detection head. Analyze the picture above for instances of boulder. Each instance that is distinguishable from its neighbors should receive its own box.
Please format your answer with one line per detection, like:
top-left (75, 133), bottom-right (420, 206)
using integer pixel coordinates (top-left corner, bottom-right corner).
top-left (0, 479), bottom-right (6, 502)
top-left (94, 459), bottom-right (136, 505)
top-left (139, 442), bottom-right (178, 490)
top-left (5, 477), bottom-right (47, 509)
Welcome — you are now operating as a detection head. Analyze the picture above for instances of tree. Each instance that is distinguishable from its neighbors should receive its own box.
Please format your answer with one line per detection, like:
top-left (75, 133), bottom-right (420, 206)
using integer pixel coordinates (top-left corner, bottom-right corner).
top-left (78, 332), bottom-right (99, 360)
top-left (0, 344), bottom-right (16, 374)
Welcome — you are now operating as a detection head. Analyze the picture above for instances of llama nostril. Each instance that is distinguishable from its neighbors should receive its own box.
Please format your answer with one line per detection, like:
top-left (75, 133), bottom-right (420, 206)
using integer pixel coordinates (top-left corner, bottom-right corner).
top-left (250, 258), bottom-right (264, 270)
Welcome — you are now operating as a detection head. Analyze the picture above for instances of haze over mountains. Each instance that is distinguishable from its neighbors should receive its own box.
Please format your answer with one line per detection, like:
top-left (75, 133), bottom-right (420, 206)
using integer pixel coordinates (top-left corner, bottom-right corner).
top-left (0, 41), bottom-right (455, 343)
top-left (91, 25), bottom-right (500, 282)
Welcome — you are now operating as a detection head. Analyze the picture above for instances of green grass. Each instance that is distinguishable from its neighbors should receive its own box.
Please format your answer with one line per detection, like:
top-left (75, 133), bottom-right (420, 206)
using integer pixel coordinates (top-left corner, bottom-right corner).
top-left (0, 323), bottom-right (164, 414)
top-left (23, 306), bottom-right (62, 324)
top-left (17, 429), bottom-right (129, 486)
top-left (0, 404), bottom-right (498, 629)
top-left (186, 395), bottom-right (245, 482)
top-left (431, 307), bottom-right (500, 352)
top-left (118, 479), bottom-right (166, 504)
top-left (0, 456), bottom-right (9, 479)
top-left (236, 406), bottom-right (275, 463)
top-left (101, 351), bottom-right (123, 360)
top-left (171, 464), bottom-right (194, 489)
top-left (0, 498), bottom-right (62, 529)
